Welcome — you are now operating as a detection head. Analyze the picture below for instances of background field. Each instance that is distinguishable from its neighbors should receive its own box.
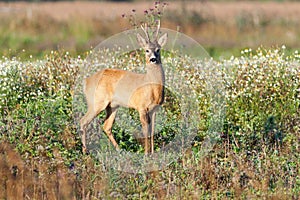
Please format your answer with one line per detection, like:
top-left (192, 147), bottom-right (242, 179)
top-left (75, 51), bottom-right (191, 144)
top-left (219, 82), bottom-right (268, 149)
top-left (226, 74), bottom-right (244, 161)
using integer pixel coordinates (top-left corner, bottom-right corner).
top-left (0, 1), bottom-right (300, 58)
top-left (0, 1), bottom-right (300, 199)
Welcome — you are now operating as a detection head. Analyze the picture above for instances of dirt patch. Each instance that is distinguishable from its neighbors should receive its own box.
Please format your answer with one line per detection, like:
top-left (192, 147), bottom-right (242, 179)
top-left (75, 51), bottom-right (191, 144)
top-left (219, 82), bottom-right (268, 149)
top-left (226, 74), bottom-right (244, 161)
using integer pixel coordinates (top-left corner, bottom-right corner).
top-left (0, 142), bottom-right (96, 199)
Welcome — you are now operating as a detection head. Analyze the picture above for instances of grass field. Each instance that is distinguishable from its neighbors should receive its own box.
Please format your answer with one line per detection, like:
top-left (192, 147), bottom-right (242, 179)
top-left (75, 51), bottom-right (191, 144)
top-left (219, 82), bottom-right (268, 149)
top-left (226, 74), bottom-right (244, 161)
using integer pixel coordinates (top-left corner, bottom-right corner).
top-left (0, 1), bottom-right (300, 199)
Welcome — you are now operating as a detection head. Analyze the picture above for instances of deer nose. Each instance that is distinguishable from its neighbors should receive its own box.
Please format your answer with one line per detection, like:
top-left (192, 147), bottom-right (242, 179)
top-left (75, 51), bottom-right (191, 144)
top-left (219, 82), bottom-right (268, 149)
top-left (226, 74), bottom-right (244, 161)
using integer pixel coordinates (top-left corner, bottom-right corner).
top-left (150, 57), bottom-right (157, 63)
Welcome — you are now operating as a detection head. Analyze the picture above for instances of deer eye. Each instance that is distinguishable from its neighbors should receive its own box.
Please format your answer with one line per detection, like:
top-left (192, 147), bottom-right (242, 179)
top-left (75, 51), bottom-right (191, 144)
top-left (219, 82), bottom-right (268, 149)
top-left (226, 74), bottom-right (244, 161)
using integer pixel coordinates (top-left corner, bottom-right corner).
top-left (156, 49), bottom-right (160, 53)
top-left (146, 49), bottom-right (150, 53)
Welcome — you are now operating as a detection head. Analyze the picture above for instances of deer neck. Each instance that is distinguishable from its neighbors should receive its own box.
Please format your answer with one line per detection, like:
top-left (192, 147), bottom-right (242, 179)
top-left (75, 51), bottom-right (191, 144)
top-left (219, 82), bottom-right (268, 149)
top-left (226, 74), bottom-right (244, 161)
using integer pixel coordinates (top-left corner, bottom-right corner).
top-left (145, 63), bottom-right (165, 84)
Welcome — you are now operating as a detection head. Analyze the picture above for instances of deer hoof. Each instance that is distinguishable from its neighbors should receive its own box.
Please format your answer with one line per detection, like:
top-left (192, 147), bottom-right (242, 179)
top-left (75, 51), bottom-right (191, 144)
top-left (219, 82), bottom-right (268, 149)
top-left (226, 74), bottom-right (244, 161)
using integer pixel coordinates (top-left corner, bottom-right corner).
top-left (82, 146), bottom-right (88, 155)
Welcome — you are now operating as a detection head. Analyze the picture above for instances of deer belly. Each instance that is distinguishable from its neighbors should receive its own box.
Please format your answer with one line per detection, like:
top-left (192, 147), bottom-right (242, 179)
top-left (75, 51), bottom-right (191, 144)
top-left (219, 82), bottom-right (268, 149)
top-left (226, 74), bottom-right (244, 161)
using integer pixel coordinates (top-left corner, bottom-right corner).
top-left (126, 84), bottom-right (164, 109)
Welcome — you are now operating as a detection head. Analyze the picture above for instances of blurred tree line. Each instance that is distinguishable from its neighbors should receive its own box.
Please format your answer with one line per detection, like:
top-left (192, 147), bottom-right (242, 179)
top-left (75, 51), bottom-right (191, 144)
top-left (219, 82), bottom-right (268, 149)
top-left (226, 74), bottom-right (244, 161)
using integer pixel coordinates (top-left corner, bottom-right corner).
top-left (1, 0), bottom-right (300, 2)
top-left (0, 0), bottom-right (135, 2)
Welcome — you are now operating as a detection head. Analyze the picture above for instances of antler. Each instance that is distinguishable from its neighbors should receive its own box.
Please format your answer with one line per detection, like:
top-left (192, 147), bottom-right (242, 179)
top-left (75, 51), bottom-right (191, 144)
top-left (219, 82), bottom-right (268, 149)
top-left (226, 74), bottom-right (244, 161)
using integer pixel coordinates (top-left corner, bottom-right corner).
top-left (155, 20), bottom-right (161, 40)
top-left (140, 20), bottom-right (161, 41)
top-left (141, 23), bottom-right (150, 42)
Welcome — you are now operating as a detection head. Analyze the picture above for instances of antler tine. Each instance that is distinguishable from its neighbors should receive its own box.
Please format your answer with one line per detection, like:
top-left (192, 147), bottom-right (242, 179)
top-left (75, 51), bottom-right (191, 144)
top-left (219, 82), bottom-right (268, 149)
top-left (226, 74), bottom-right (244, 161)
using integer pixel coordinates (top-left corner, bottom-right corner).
top-left (155, 20), bottom-right (161, 40)
top-left (141, 23), bottom-right (150, 42)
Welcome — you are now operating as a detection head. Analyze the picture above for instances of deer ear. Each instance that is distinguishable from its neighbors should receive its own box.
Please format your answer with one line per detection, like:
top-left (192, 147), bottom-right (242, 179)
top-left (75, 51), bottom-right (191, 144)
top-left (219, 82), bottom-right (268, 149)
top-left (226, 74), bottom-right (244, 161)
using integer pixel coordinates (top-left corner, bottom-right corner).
top-left (158, 33), bottom-right (168, 47)
top-left (137, 33), bottom-right (147, 47)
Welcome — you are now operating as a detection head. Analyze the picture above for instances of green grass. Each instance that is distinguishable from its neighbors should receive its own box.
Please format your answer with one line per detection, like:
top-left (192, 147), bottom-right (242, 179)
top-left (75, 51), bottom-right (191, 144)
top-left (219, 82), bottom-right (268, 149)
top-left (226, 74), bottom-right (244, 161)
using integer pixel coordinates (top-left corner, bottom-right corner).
top-left (0, 47), bottom-right (299, 198)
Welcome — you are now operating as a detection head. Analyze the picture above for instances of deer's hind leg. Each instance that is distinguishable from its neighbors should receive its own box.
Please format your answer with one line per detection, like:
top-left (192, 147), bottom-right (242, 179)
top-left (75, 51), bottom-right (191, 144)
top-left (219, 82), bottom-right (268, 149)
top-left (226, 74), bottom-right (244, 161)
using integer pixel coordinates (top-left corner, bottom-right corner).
top-left (80, 100), bottom-right (109, 154)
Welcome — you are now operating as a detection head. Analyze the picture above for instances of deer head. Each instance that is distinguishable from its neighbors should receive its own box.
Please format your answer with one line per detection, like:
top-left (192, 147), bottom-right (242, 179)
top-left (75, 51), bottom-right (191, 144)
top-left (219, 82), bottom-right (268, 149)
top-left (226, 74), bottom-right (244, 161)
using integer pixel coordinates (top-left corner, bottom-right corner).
top-left (136, 21), bottom-right (168, 65)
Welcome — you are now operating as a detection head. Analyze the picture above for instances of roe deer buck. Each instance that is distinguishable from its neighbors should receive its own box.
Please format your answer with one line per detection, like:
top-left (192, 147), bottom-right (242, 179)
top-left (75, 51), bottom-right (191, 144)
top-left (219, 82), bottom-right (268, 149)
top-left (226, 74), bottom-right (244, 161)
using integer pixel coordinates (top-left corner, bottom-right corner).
top-left (80, 21), bottom-right (168, 154)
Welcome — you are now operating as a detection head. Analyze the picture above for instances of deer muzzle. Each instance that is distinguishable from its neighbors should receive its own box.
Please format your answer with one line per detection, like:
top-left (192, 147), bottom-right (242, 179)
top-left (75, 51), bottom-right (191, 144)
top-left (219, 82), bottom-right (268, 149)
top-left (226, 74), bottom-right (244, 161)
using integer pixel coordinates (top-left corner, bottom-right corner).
top-left (150, 57), bottom-right (157, 64)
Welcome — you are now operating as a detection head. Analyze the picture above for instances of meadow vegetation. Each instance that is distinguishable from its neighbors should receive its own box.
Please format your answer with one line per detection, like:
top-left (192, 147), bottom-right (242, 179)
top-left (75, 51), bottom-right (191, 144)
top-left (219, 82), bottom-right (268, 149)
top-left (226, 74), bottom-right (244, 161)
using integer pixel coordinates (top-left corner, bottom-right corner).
top-left (0, 1), bottom-right (300, 199)
top-left (0, 46), bottom-right (299, 199)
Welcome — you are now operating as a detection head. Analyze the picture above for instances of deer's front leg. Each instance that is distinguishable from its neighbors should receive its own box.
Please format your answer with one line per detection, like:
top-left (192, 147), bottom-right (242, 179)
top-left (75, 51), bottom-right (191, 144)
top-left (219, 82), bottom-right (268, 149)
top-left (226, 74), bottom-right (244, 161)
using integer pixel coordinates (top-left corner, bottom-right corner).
top-left (139, 109), bottom-right (150, 155)
top-left (150, 111), bottom-right (156, 154)
top-left (103, 106), bottom-right (120, 150)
